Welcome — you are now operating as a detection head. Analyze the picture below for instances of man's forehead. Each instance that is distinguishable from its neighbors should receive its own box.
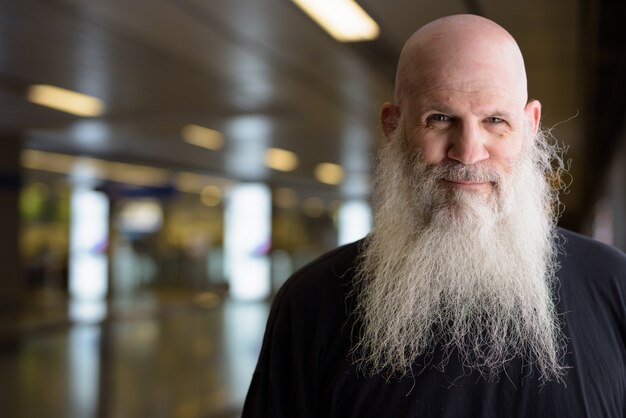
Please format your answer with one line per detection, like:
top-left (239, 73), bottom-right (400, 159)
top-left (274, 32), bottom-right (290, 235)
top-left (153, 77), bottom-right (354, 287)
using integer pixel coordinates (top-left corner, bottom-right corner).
top-left (405, 82), bottom-right (527, 116)
top-left (395, 15), bottom-right (528, 106)
top-left (414, 90), bottom-right (518, 110)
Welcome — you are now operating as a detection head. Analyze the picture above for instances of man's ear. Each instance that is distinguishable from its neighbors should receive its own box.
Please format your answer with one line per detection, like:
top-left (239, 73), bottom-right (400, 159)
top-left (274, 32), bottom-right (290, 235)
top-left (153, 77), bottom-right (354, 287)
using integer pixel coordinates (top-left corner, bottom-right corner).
top-left (380, 102), bottom-right (401, 140)
top-left (524, 99), bottom-right (542, 135)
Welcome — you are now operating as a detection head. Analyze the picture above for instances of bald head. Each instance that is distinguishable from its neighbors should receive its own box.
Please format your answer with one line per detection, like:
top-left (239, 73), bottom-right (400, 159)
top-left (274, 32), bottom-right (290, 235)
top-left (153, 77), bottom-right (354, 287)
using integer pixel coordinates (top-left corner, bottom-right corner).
top-left (394, 15), bottom-right (528, 107)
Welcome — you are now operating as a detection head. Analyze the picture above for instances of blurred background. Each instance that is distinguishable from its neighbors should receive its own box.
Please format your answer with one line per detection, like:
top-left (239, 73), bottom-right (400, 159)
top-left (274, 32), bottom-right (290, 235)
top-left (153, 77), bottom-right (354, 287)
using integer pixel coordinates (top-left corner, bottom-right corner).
top-left (0, 0), bottom-right (625, 417)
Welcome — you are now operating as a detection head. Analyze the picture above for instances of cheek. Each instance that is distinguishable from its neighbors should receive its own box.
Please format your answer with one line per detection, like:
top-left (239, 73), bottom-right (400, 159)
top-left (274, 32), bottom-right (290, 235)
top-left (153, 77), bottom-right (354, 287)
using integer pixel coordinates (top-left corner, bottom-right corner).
top-left (406, 131), bottom-right (448, 164)
top-left (419, 146), bottom-right (448, 165)
top-left (490, 139), bottom-right (524, 172)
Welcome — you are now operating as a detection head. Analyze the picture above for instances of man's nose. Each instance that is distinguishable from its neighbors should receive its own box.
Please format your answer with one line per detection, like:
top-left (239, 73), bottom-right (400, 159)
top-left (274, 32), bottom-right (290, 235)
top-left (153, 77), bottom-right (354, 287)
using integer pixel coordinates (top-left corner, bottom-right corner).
top-left (446, 123), bottom-right (489, 165)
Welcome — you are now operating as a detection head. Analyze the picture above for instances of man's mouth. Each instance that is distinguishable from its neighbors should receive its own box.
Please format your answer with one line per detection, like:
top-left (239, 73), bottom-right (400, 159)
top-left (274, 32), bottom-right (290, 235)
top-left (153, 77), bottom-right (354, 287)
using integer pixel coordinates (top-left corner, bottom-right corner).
top-left (442, 178), bottom-right (493, 187)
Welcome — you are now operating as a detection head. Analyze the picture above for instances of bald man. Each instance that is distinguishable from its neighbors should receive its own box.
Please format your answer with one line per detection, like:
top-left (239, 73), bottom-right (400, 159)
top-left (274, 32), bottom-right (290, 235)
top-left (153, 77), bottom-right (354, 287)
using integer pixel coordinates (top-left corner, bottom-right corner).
top-left (243, 15), bottom-right (626, 417)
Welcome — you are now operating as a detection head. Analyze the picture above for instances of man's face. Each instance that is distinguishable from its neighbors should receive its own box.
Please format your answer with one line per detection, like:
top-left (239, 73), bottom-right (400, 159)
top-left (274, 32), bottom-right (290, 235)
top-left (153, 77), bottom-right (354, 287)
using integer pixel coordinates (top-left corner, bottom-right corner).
top-left (382, 29), bottom-right (542, 201)
top-left (398, 85), bottom-right (531, 199)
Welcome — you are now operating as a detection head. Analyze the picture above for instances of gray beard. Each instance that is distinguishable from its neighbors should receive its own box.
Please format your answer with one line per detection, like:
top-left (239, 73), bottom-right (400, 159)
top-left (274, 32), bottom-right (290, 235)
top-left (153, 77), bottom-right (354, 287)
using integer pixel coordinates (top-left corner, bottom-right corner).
top-left (352, 125), bottom-right (567, 382)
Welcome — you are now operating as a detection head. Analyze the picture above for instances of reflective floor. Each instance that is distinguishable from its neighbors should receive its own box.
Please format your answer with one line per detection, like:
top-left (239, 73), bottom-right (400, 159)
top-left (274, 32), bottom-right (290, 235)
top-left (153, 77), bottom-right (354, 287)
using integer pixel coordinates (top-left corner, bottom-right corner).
top-left (0, 290), bottom-right (269, 418)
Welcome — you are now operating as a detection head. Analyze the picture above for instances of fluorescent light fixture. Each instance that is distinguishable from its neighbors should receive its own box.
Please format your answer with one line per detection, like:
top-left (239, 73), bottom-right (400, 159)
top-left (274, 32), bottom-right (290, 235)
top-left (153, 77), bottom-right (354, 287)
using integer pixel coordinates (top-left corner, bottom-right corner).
top-left (265, 148), bottom-right (299, 172)
top-left (291, 0), bottom-right (380, 42)
top-left (27, 84), bottom-right (104, 117)
top-left (105, 162), bottom-right (170, 187)
top-left (201, 185), bottom-right (222, 207)
top-left (315, 162), bottom-right (344, 185)
top-left (21, 150), bottom-right (170, 188)
top-left (22, 149), bottom-right (76, 175)
top-left (182, 124), bottom-right (224, 150)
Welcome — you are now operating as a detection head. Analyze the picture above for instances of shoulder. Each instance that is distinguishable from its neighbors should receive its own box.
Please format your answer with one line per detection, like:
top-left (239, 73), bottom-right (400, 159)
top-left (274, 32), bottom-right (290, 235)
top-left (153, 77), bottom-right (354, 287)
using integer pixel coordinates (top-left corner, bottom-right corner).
top-left (556, 228), bottom-right (626, 308)
top-left (257, 240), bottom-right (363, 365)
top-left (244, 242), bottom-right (364, 415)
top-left (274, 240), bottom-right (363, 309)
top-left (266, 239), bottom-right (363, 327)
top-left (557, 227), bottom-right (626, 273)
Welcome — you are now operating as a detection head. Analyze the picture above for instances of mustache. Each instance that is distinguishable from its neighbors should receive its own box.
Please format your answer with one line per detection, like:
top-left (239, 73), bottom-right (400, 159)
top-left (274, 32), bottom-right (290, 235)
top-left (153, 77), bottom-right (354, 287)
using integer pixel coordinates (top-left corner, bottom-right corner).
top-left (426, 161), bottom-right (502, 184)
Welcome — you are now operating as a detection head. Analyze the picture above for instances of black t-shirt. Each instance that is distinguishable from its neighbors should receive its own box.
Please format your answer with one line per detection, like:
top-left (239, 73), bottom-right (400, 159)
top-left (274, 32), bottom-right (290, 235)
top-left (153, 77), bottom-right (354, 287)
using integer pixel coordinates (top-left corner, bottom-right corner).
top-left (243, 229), bottom-right (626, 417)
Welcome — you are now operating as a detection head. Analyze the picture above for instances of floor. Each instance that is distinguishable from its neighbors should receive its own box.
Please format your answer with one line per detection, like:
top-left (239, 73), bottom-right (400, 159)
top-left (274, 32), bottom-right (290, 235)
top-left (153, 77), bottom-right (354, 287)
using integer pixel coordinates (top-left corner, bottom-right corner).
top-left (0, 290), bottom-right (269, 418)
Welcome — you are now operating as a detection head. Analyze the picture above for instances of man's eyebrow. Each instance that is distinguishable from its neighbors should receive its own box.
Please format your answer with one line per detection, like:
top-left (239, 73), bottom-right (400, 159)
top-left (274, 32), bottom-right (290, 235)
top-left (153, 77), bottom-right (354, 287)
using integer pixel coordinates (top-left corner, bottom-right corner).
top-left (420, 104), bottom-right (515, 120)
top-left (483, 110), bottom-right (514, 120)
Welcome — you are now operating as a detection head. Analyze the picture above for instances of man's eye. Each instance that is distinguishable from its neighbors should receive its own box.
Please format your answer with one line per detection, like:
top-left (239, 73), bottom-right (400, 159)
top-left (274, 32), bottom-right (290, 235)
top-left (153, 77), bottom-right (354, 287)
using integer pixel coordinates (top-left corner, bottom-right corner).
top-left (487, 116), bottom-right (504, 123)
top-left (429, 114), bottom-right (451, 122)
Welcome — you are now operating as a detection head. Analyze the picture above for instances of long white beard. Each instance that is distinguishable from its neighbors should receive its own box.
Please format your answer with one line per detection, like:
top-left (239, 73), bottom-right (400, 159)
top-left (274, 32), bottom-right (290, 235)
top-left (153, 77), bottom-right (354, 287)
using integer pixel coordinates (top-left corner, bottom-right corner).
top-left (352, 125), bottom-right (567, 382)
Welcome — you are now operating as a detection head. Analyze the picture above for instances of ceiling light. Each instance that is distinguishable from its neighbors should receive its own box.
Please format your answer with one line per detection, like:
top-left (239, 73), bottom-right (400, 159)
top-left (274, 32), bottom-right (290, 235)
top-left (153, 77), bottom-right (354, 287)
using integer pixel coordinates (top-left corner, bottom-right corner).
top-left (265, 148), bottom-right (299, 172)
top-left (22, 149), bottom-right (76, 175)
top-left (21, 150), bottom-right (170, 188)
top-left (315, 162), bottom-right (344, 185)
top-left (105, 162), bottom-right (170, 187)
top-left (27, 84), bottom-right (105, 117)
top-left (291, 0), bottom-right (380, 42)
top-left (182, 124), bottom-right (224, 150)
top-left (200, 185), bottom-right (222, 207)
